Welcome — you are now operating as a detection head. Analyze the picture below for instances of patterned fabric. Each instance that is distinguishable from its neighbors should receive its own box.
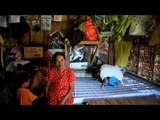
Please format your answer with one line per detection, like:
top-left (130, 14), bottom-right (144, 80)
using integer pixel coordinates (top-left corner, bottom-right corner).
top-left (46, 67), bottom-right (76, 105)
top-left (17, 88), bottom-right (37, 105)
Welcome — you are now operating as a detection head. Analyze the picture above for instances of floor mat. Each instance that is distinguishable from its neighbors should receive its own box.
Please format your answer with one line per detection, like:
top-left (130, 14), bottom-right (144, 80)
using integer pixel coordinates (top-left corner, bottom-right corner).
top-left (73, 74), bottom-right (160, 104)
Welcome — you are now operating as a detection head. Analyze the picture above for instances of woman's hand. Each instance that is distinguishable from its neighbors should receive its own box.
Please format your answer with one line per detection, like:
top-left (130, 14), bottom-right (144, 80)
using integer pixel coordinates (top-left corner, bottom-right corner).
top-left (60, 100), bottom-right (66, 105)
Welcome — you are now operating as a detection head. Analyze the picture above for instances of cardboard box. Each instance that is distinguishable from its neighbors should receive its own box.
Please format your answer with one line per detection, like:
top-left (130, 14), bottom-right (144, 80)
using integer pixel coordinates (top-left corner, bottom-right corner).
top-left (24, 47), bottom-right (43, 58)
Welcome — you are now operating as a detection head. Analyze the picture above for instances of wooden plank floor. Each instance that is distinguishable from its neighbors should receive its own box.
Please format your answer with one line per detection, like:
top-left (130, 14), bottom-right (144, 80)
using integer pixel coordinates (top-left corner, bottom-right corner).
top-left (87, 95), bottom-right (160, 105)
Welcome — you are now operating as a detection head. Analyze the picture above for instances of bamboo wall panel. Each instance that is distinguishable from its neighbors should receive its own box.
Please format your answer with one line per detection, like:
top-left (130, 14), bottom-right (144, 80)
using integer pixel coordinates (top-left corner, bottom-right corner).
top-left (138, 45), bottom-right (155, 81)
top-left (153, 46), bottom-right (160, 84)
top-left (126, 38), bottom-right (140, 74)
top-left (126, 37), bottom-right (160, 84)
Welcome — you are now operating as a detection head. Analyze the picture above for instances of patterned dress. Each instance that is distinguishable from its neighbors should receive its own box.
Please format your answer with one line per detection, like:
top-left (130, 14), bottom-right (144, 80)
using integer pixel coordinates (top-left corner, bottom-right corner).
top-left (46, 67), bottom-right (76, 105)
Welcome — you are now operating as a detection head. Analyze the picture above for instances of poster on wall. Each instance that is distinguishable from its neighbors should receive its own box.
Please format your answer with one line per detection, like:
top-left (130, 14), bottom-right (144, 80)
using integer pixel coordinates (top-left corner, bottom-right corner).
top-left (53, 15), bottom-right (62, 22)
top-left (45, 15), bottom-right (52, 31)
top-left (41, 15), bottom-right (46, 31)
top-left (32, 20), bottom-right (41, 32)
top-left (8, 15), bottom-right (20, 23)
top-left (41, 15), bottom-right (52, 31)
top-left (0, 16), bottom-right (7, 27)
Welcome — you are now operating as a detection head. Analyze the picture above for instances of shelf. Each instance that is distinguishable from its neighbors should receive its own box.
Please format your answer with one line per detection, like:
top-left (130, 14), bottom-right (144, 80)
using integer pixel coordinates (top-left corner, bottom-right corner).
top-left (65, 27), bottom-right (102, 67)
top-left (79, 40), bottom-right (100, 45)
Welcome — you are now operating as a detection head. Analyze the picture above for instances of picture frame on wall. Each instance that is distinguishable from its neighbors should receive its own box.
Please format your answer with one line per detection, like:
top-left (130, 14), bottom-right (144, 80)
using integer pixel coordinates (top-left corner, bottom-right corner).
top-left (54, 15), bottom-right (62, 22)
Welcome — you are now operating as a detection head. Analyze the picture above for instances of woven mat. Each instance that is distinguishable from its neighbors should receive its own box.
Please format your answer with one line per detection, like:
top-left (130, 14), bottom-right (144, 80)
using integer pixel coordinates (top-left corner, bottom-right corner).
top-left (74, 74), bottom-right (160, 104)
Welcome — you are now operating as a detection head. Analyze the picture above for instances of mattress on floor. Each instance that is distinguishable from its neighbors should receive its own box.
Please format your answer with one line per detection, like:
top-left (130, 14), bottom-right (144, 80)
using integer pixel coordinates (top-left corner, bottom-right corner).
top-left (73, 74), bottom-right (160, 104)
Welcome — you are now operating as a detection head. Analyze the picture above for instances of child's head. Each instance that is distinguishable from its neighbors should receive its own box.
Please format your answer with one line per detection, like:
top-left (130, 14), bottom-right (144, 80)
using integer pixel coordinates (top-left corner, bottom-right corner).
top-left (17, 72), bottom-right (31, 88)
top-left (103, 77), bottom-right (110, 83)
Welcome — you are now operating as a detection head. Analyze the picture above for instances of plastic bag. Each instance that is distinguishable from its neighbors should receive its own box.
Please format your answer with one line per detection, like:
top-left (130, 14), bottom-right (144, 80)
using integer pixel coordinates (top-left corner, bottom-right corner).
top-left (114, 39), bottom-right (132, 68)
top-left (84, 17), bottom-right (97, 41)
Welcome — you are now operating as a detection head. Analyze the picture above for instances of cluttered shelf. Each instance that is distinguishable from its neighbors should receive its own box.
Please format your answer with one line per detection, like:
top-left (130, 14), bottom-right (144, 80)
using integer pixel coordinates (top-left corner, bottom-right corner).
top-left (64, 28), bottom-right (102, 67)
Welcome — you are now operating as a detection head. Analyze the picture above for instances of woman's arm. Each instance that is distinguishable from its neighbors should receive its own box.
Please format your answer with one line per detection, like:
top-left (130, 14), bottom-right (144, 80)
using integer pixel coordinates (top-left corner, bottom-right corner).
top-left (60, 81), bottom-right (74, 105)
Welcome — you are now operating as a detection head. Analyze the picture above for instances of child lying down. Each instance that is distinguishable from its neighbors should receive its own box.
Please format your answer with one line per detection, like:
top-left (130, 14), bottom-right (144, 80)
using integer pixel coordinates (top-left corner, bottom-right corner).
top-left (101, 76), bottom-right (119, 88)
top-left (100, 64), bottom-right (124, 88)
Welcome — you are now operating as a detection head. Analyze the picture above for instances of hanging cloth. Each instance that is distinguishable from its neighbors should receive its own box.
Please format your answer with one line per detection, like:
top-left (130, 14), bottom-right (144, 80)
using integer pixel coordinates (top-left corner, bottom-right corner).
top-left (129, 15), bottom-right (152, 36)
top-left (0, 35), bottom-right (4, 67)
top-left (10, 16), bottom-right (31, 45)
